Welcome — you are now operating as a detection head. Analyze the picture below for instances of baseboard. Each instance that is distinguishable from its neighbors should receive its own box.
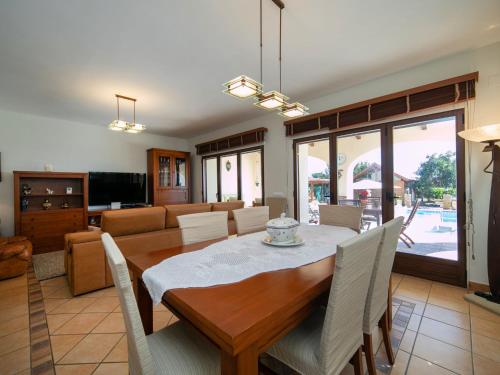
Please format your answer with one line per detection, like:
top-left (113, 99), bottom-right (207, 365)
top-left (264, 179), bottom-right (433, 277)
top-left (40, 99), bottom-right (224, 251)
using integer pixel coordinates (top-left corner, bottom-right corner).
top-left (468, 281), bottom-right (490, 293)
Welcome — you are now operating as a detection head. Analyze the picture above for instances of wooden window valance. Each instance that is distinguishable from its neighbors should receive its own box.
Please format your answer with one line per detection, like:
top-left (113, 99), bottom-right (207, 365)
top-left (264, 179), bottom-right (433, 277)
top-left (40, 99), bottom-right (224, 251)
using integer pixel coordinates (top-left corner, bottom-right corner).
top-left (195, 127), bottom-right (268, 155)
top-left (284, 72), bottom-right (478, 136)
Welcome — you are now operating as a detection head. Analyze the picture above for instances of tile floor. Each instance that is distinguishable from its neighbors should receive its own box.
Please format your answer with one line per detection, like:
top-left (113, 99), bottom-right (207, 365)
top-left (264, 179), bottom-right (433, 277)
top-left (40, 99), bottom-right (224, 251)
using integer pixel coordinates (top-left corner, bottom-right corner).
top-left (1, 272), bottom-right (499, 374)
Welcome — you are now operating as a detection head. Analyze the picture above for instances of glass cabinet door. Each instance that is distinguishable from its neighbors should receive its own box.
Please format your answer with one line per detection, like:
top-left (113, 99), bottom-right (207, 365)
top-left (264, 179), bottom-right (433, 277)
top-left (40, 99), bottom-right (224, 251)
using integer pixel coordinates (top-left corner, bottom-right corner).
top-left (175, 158), bottom-right (187, 187)
top-left (158, 156), bottom-right (171, 188)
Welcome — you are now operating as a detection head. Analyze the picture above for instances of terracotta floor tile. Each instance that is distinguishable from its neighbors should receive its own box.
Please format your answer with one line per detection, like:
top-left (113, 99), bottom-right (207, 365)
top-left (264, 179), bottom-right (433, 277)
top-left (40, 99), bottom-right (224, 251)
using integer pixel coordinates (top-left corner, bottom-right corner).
top-left (472, 333), bottom-right (500, 363)
top-left (473, 353), bottom-right (500, 375)
top-left (45, 285), bottom-right (73, 299)
top-left (50, 297), bottom-right (97, 314)
top-left (0, 345), bottom-right (30, 375)
top-left (93, 362), bottom-right (129, 375)
top-left (50, 334), bottom-right (86, 363)
top-left (0, 285), bottom-right (28, 300)
top-left (399, 329), bottom-right (417, 353)
top-left (407, 314), bottom-right (422, 331)
top-left (0, 303), bottom-right (29, 323)
top-left (0, 314), bottom-right (29, 337)
top-left (54, 312), bottom-right (108, 335)
top-left (419, 317), bottom-right (471, 350)
top-left (44, 298), bottom-right (71, 314)
top-left (389, 349), bottom-right (410, 375)
top-left (169, 315), bottom-right (179, 325)
top-left (47, 313), bottom-right (76, 334)
top-left (59, 333), bottom-right (122, 364)
top-left (54, 363), bottom-right (98, 375)
top-left (471, 316), bottom-right (500, 341)
top-left (413, 334), bottom-right (472, 374)
top-left (428, 283), bottom-right (469, 314)
top-left (104, 334), bottom-right (128, 362)
top-left (153, 311), bottom-right (173, 332)
top-left (0, 275), bottom-right (27, 293)
top-left (470, 303), bottom-right (500, 324)
top-left (82, 296), bottom-right (120, 313)
top-left (424, 303), bottom-right (470, 330)
top-left (0, 328), bottom-right (29, 356)
top-left (99, 287), bottom-right (118, 297)
top-left (92, 312), bottom-right (125, 333)
top-left (395, 276), bottom-right (432, 302)
top-left (113, 304), bottom-right (122, 313)
top-left (42, 285), bottom-right (64, 297)
top-left (407, 355), bottom-right (455, 374)
top-left (153, 303), bottom-right (169, 312)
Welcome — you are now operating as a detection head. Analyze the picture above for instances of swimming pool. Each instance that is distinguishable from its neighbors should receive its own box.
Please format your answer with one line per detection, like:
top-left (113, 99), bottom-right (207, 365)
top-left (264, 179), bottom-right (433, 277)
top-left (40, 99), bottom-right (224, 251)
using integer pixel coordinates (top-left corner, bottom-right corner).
top-left (406, 208), bottom-right (457, 223)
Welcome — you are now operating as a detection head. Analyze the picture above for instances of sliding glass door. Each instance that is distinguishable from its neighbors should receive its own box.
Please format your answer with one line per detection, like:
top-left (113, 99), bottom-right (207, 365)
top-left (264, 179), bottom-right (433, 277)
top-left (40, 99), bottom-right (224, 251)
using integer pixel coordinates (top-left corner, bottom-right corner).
top-left (293, 110), bottom-right (466, 286)
top-left (202, 146), bottom-right (264, 206)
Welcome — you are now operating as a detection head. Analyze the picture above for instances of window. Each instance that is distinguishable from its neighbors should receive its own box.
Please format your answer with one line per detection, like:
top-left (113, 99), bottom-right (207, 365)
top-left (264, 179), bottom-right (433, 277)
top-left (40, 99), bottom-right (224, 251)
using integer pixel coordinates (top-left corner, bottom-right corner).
top-left (202, 147), bottom-right (264, 207)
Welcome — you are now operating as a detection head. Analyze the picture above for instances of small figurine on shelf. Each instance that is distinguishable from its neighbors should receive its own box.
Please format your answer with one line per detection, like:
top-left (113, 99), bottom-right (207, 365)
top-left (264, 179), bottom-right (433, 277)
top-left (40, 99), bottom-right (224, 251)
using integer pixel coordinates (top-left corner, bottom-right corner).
top-left (21, 198), bottom-right (29, 211)
top-left (61, 201), bottom-right (70, 209)
top-left (42, 199), bottom-right (52, 210)
top-left (46, 188), bottom-right (54, 195)
top-left (22, 184), bottom-right (31, 196)
top-left (65, 187), bottom-right (73, 195)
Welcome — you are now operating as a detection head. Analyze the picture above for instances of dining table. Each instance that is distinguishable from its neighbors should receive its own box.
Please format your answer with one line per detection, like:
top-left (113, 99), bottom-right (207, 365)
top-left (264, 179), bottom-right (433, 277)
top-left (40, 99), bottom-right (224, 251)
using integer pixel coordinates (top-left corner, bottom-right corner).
top-left (126, 232), bottom-right (393, 375)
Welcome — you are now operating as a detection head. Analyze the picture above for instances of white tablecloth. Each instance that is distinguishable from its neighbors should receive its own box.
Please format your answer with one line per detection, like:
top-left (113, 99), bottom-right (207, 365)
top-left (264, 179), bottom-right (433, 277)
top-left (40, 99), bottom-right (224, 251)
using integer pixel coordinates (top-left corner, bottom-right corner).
top-left (143, 224), bottom-right (357, 304)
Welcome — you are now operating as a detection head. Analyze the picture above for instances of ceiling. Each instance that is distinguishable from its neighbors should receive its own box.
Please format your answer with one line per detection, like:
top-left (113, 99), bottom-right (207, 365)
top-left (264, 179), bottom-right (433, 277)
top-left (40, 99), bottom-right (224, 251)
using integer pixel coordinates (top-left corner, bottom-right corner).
top-left (1, 0), bottom-right (499, 138)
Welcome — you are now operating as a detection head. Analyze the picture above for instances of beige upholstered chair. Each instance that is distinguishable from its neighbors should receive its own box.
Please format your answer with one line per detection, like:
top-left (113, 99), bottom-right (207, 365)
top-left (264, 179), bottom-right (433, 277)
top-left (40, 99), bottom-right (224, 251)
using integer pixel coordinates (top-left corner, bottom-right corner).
top-left (319, 205), bottom-right (363, 233)
top-left (177, 211), bottom-right (228, 245)
top-left (233, 206), bottom-right (269, 235)
top-left (101, 233), bottom-right (220, 375)
top-left (266, 226), bottom-right (384, 375)
top-left (363, 217), bottom-right (404, 375)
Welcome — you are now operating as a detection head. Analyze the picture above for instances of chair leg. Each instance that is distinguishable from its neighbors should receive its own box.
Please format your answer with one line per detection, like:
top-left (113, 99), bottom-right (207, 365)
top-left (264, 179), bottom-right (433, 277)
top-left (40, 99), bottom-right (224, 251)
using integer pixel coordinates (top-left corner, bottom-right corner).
top-left (399, 235), bottom-right (412, 248)
top-left (380, 311), bottom-right (395, 365)
top-left (363, 333), bottom-right (377, 375)
top-left (350, 346), bottom-right (363, 375)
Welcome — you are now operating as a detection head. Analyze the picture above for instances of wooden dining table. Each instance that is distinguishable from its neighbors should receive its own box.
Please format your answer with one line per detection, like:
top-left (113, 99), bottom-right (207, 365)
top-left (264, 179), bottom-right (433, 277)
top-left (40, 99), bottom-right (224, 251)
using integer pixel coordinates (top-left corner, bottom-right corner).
top-left (126, 237), bottom-right (393, 375)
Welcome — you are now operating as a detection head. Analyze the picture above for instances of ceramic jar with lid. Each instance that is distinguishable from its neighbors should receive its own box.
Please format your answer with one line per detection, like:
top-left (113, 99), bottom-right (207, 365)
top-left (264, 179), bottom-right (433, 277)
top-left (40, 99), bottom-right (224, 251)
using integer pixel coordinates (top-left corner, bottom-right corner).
top-left (266, 213), bottom-right (299, 243)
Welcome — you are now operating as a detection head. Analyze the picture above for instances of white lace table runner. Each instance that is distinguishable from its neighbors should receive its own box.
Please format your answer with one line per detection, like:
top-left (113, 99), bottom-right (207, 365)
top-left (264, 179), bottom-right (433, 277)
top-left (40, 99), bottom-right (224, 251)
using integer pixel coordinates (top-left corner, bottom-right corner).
top-left (143, 224), bottom-right (357, 304)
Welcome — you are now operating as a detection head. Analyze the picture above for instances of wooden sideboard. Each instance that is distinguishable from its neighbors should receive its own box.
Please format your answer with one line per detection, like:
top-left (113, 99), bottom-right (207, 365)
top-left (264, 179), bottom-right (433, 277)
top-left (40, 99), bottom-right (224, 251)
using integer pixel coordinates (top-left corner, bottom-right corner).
top-left (147, 148), bottom-right (190, 206)
top-left (14, 171), bottom-right (88, 254)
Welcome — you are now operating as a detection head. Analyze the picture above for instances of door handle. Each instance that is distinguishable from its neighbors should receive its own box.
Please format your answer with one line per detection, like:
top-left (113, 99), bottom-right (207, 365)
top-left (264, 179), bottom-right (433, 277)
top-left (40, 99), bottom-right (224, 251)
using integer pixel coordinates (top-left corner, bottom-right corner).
top-left (385, 191), bottom-right (394, 202)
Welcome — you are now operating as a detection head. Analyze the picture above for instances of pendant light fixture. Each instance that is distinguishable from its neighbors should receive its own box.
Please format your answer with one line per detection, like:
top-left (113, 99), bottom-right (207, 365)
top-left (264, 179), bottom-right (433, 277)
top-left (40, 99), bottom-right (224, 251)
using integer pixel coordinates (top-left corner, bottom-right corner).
top-left (108, 94), bottom-right (146, 133)
top-left (223, 0), bottom-right (308, 119)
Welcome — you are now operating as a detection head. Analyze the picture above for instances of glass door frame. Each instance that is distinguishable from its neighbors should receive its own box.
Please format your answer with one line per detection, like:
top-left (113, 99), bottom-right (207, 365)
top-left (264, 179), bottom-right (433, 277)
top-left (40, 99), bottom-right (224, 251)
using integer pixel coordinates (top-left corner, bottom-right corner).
top-left (330, 109), bottom-right (466, 286)
top-left (293, 134), bottom-right (335, 222)
top-left (201, 145), bottom-right (265, 204)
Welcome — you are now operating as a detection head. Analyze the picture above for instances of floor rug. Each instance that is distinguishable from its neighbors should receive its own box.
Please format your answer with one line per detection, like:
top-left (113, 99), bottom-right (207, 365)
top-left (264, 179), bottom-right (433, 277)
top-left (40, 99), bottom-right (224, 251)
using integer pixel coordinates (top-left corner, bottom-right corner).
top-left (465, 293), bottom-right (500, 316)
top-left (32, 250), bottom-right (65, 281)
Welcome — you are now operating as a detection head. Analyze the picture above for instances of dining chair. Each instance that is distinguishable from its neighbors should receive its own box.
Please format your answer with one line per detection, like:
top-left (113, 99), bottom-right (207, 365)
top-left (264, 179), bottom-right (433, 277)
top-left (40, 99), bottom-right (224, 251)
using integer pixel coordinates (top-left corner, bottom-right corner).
top-left (177, 211), bottom-right (228, 245)
top-left (362, 217), bottom-right (404, 375)
top-left (101, 233), bottom-right (220, 375)
top-left (319, 204), bottom-right (363, 232)
top-left (233, 206), bottom-right (269, 235)
top-left (265, 226), bottom-right (384, 375)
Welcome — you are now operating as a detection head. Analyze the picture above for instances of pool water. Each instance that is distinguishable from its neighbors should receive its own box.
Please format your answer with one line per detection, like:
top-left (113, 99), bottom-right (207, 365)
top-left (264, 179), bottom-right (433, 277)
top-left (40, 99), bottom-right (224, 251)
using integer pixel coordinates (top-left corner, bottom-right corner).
top-left (406, 208), bottom-right (457, 223)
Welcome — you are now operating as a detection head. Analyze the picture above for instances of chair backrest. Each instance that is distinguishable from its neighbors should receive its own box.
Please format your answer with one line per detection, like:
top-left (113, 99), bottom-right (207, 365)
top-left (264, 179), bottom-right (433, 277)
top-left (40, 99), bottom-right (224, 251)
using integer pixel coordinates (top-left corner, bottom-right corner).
top-left (101, 233), bottom-right (155, 375)
top-left (233, 206), bottom-right (269, 235)
top-left (319, 204), bottom-right (363, 232)
top-left (319, 226), bottom-right (384, 375)
top-left (265, 197), bottom-right (288, 219)
top-left (363, 217), bottom-right (404, 333)
top-left (177, 211), bottom-right (228, 245)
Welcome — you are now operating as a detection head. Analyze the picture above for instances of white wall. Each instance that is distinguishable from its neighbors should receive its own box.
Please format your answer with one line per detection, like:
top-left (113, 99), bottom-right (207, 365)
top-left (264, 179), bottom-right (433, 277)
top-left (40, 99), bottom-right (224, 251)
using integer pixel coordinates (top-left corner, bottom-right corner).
top-left (0, 109), bottom-right (189, 236)
top-left (189, 41), bottom-right (500, 285)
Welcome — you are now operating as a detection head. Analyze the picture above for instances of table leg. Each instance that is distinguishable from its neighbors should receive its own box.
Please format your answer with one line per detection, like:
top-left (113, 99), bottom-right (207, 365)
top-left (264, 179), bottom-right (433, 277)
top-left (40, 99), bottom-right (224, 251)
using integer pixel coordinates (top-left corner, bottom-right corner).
top-left (221, 346), bottom-right (258, 375)
top-left (135, 277), bottom-right (153, 335)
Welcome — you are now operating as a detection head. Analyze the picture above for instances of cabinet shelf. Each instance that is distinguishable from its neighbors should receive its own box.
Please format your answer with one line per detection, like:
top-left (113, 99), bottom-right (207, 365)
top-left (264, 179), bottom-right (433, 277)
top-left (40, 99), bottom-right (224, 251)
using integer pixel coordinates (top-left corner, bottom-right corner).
top-left (23, 193), bottom-right (83, 197)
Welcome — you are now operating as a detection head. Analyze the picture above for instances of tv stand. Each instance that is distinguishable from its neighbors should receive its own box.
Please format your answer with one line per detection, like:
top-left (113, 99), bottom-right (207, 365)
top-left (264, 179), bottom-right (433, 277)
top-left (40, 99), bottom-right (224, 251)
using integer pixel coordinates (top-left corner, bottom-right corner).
top-left (88, 203), bottom-right (151, 227)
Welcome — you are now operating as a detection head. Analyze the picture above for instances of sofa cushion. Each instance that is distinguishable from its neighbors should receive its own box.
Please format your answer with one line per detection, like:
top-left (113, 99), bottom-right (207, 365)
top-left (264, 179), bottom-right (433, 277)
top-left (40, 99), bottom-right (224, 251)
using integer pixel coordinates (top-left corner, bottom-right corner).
top-left (211, 201), bottom-right (244, 220)
top-left (165, 203), bottom-right (211, 228)
top-left (101, 207), bottom-right (166, 237)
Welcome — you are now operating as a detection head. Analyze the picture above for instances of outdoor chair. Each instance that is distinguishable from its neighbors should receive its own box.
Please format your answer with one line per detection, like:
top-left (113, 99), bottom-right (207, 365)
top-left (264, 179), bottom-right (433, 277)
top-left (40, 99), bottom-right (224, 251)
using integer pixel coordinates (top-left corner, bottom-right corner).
top-left (399, 201), bottom-right (421, 248)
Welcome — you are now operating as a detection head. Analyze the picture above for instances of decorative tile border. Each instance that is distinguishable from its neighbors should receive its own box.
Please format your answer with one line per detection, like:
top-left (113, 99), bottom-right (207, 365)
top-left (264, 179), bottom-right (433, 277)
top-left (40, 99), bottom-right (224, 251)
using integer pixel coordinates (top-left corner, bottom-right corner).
top-left (27, 263), bottom-right (55, 375)
top-left (260, 297), bottom-right (416, 374)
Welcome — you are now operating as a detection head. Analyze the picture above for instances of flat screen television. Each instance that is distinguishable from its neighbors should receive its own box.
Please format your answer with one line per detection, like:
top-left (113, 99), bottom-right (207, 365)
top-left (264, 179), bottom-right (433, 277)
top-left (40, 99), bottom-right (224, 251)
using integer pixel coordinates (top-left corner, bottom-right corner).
top-left (89, 172), bottom-right (146, 206)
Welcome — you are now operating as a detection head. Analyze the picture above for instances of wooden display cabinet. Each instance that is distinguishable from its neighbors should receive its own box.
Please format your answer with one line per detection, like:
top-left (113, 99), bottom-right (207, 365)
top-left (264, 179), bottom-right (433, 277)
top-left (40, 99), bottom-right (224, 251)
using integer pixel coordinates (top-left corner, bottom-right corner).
top-left (147, 148), bottom-right (190, 206)
top-left (14, 171), bottom-right (88, 254)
